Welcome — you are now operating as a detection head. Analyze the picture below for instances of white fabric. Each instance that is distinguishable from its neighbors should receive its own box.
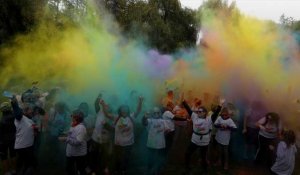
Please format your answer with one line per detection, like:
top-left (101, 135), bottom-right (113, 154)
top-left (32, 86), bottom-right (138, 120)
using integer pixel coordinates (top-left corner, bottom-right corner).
top-left (14, 116), bottom-right (34, 149)
top-left (162, 111), bottom-right (175, 132)
top-left (271, 141), bottom-right (297, 175)
top-left (92, 111), bottom-right (111, 144)
top-left (114, 116), bottom-right (134, 146)
top-left (258, 117), bottom-right (281, 139)
top-left (191, 113), bottom-right (213, 146)
top-left (66, 123), bottom-right (87, 157)
top-left (146, 118), bottom-right (166, 149)
top-left (214, 116), bottom-right (237, 145)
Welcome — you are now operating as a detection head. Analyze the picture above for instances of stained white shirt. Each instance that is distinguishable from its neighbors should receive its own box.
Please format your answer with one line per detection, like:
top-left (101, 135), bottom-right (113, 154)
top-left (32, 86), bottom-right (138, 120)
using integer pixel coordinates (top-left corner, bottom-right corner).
top-left (214, 116), bottom-right (237, 145)
top-left (191, 113), bottom-right (212, 146)
top-left (146, 118), bottom-right (166, 149)
top-left (271, 141), bottom-right (297, 175)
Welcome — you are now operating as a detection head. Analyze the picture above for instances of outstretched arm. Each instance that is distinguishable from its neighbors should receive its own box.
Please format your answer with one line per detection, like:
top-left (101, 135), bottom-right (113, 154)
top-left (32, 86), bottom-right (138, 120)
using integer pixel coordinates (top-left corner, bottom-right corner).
top-left (133, 96), bottom-right (143, 118)
top-left (94, 95), bottom-right (101, 113)
top-left (211, 98), bottom-right (225, 123)
top-left (142, 113), bottom-right (150, 126)
top-left (99, 100), bottom-right (115, 121)
top-left (214, 124), bottom-right (238, 131)
top-left (182, 100), bottom-right (192, 118)
top-left (11, 95), bottom-right (23, 120)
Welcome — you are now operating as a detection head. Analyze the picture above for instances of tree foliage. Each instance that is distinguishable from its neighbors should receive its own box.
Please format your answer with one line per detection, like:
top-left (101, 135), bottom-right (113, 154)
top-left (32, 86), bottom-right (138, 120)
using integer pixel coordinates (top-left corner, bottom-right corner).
top-left (101, 0), bottom-right (198, 53)
top-left (280, 14), bottom-right (300, 32)
top-left (0, 0), bottom-right (47, 45)
top-left (0, 0), bottom-right (198, 53)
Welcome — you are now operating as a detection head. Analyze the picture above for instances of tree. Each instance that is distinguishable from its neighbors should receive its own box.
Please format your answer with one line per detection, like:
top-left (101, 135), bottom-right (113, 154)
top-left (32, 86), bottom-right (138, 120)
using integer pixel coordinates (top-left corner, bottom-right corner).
top-left (0, 0), bottom-right (47, 45)
top-left (101, 0), bottom-right (198, 53)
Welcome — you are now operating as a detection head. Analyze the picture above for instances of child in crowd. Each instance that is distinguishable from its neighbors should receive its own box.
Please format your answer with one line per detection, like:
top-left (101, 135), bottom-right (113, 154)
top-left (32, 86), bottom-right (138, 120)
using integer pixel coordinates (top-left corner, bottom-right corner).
top-left (59, 110), bottom-right (87, 175)
top-left (142, 107), bottom-right (166, 175)
top-left (214, 107), bottom-right (237, 170)
top-left (271, 130), bottom-right (297, 175)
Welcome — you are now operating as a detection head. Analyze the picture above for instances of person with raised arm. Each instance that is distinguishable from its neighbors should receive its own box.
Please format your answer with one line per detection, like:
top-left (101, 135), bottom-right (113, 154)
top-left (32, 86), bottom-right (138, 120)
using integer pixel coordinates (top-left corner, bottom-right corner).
top-left (182, 98), bottom-right (225, 174)
top-left (90, 93), bottom-right (114, 175)
top-left (100, 96), bottom-right (143, 174)
top-left (142, 107), bottom-right (166, 175)
top-left (11, 95), bottom-right (37, 175)
top-left (214, 107), bottom-right (238, 170)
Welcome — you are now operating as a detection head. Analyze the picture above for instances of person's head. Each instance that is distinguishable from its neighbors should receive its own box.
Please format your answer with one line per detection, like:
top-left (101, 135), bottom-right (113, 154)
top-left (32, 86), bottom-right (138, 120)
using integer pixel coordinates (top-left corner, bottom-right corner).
top-left (33, 106), bottom-right (46, 116)
top-left (167, 90), bottom-right (174, 98)
top-left (23, 104), bottom-right (34, 118)
top-left (152, 107), bottom-right (161, 118)
top-left (0, 102), bottom-right (12, 113)
top-left (282, 130), bottom-right (296, 148)
top-left (118, 105), bottom-right (130, 118)
top-left (78, 102), bottom-right (89, 117)
top-left (220, 107), bottom-right (230, 119)
top-left (71, 109), bottom-right (84, 126)
top-left (194, 106), bottom-right (207, 118)
top-left (265, 112), bottom-right (279, 124)
top-left (166, 102), bottom-right (175, 112)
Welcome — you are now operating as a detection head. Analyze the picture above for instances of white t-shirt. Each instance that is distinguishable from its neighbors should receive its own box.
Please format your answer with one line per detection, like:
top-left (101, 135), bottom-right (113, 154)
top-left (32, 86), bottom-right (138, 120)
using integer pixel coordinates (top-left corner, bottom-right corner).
top-left (271, 141), bottom-right (297, 175)
top-left (114, 116), bottom-right (134, 146)
top-left (66, 123), bottom-right (87, 157)
top-left (258, 117), bottom-right (281, 139)
top-left (14, 116), bottom-right (34, 149)
top-left (146, 118), bottom-right (166, 149)
top-left (92, 111), bottom-right (112, 144)
top-left (191, 113), bottom-right (213, 146)
top-left (162, 111), bottom-right (175, 132)
top-left (214, 116), bottom-right (237, 145)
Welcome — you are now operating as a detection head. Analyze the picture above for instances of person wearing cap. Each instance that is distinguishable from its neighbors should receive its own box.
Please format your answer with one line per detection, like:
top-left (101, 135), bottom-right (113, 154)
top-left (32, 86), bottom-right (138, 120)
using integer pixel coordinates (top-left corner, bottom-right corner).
top-left (59, 110), bottom-right (87, 175)
top-left (0, 102), bottom-right (16, 175)
top-left (182, 98), bottom-right (224, 174)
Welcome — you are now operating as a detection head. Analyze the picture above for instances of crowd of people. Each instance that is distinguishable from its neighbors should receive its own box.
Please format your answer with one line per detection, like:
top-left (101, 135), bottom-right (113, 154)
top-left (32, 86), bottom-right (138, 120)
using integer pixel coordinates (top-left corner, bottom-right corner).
top-left (0, 85), bottom-right (298, 175)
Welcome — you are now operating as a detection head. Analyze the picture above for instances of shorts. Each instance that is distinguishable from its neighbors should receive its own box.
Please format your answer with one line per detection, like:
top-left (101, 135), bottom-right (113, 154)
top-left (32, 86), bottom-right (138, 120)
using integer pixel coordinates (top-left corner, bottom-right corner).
top-left (0, 141), bottom-right (16, 160)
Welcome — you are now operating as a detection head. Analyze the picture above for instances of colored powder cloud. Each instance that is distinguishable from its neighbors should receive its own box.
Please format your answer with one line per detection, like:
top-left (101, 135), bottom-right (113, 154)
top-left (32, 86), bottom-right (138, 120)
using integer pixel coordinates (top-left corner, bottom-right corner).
top-left (0, 2), bottom-right (300, 129)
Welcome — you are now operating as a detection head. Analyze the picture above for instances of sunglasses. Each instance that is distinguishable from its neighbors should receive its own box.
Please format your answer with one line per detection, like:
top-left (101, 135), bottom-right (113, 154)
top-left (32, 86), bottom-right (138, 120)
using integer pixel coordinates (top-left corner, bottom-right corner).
top-left (195, 110), bottom-right (204, 113)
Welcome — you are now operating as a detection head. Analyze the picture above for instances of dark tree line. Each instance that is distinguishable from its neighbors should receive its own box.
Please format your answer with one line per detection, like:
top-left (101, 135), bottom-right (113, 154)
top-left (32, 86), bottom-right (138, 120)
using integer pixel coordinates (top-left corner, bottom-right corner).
top-left (1, 0), bottom-right (299, 54)
top-left (0, 0), bottom-right (198, 53)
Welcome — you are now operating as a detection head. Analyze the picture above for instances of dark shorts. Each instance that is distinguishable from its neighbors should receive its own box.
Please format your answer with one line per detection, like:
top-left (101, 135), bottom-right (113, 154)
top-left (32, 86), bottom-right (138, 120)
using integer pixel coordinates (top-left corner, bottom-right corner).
top-left (245, 127), bottom-right (259, 145)
top-left (0, 141), bottom-right (16, 160)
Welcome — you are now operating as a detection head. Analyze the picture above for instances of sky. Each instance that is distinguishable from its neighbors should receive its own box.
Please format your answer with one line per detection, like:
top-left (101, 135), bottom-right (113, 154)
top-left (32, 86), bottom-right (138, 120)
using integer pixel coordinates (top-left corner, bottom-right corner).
top-left (180, 0), bottom-right (300, 23)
